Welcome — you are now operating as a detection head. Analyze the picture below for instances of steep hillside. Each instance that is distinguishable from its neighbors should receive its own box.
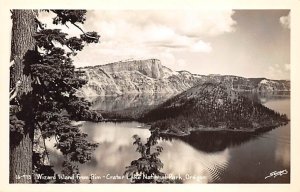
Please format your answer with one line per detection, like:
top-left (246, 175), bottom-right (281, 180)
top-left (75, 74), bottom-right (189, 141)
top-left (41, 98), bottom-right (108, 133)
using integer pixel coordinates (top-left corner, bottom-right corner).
top-left (141, 83), bottom-right (289, 135)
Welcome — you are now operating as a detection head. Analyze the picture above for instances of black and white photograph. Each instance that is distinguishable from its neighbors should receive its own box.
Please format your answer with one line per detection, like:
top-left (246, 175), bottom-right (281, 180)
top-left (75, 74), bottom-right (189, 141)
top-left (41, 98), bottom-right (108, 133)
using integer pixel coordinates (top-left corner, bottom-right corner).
top-left (1, 1), bottom-right (300, 191)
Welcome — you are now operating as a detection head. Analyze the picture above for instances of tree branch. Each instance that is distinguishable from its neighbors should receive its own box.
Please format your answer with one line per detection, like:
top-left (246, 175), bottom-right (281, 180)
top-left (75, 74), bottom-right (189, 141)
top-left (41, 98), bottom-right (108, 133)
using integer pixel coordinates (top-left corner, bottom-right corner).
top-left (10, 60), bottom-right (15, 68)
top-left (62, 80), bottom-right (79, 91)
top-left (65, 44), bottom-right (75, 54)
top-left (35, 18), bottom-right (45, 30)
top-left (35, 122), bottom-right (51, 165)
top-left (42, 135), bottom-right (50, 164)
top-left (55, 135), bottom-right (59, 144)
top-left (71, 22), bottom-right (98, 40)
top-left (10, 88), bottom-right (15, 95)
top-left (36, 76), bottom-right (41, 85)
top-left (9, 80), bottom-right (22, 102)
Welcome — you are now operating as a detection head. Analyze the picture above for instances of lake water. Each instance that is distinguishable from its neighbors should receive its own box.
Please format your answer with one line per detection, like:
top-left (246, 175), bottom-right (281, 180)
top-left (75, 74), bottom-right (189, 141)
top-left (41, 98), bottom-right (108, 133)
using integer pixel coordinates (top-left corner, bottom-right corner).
top-left (47, 93), bottom-right (290, 183)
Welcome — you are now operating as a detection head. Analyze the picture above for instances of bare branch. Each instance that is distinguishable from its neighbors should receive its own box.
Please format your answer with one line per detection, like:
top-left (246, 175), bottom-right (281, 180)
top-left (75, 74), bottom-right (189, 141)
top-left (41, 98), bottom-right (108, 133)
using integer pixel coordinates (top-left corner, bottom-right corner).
top-left (36, 76), bottom-right (41, 85)
top-left (9, 80), bottom-right (22, 102)
top-left (10, 60), bottom-right (15, 68)
top-left (9, 89), bottom-right (19, 101)
top-left (10, 88), bottom-right (15, 95)
top-left (71, 22), bottom-right (98, 40)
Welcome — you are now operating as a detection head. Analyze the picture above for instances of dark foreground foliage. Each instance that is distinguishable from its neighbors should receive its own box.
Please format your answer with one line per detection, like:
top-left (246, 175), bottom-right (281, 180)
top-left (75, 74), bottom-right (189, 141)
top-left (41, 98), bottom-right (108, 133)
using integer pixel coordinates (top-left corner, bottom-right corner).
top-left (10, 9), bottom-right (101, 183)
top-left (124, 129), bottom-right (181, 183)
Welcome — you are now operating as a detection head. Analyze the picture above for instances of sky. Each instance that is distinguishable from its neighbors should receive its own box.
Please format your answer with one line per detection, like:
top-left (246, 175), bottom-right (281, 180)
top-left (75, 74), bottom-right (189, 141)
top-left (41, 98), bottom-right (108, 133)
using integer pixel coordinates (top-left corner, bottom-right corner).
top-left (39, 10), bottom-right (290, 80)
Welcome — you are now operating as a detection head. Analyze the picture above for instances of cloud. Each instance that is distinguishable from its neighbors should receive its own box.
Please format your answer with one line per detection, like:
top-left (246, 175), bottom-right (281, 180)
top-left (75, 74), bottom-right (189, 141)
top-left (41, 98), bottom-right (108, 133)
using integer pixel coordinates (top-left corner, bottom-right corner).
top-left (77, 10), bottom-right (235, 69)
top-left (266, 63), bottom-right (290, 80)
top-left (85, 10), bottom-right (235, 46)
top-left (38, 11), bottom-right (86, 37)
top-left (191, 40), bottom-right (212, 53)
top-left (86, 10), bottom-right (236, 37)
top-left (38, 10), bottom-right (236, 70)
top-left (279, 12), bottom-right (290, 29)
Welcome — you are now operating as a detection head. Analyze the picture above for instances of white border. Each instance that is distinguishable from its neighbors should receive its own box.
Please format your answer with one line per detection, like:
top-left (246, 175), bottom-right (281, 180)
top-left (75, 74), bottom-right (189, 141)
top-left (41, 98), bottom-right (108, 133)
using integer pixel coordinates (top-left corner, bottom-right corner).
top-left (0, 0), bottom-right (299, 192)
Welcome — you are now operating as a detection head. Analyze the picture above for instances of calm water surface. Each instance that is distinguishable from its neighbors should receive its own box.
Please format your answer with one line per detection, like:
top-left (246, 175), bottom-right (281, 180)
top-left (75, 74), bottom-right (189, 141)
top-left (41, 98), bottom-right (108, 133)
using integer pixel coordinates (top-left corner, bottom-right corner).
top-left (48, 93), bottom-right (290, 183)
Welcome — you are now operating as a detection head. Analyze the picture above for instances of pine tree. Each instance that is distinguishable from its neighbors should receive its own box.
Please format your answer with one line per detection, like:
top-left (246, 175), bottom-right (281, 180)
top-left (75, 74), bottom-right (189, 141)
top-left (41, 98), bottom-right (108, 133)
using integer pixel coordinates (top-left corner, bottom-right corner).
top-left (124, 129), bottom-right (179, 183)
top-left (9, 10), bottom-right (101, 183)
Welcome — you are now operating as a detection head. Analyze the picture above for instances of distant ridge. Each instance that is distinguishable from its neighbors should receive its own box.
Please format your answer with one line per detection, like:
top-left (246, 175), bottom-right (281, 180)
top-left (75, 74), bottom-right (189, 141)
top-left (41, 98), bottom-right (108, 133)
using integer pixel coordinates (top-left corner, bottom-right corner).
top-left (75, 59), bottom-right (290, 97)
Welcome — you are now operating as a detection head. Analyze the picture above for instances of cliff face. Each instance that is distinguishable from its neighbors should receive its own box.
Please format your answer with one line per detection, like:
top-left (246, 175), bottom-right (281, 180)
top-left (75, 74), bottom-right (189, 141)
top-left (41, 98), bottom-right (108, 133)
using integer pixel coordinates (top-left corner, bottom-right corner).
top-left (76, 59), bottom-right (203, 97)
top-left (76, 59), bottom-right (290, 97)
top-left (99, 59), bottom-right (167, 79)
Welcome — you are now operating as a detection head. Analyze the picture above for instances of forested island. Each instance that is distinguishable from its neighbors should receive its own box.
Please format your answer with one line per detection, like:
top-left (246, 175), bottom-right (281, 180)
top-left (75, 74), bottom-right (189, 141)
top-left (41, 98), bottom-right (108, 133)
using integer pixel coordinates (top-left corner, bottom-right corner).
top-left (94, 82), bottom-right (289, 136)
top-left (140, 83), bottom-right (289, 135)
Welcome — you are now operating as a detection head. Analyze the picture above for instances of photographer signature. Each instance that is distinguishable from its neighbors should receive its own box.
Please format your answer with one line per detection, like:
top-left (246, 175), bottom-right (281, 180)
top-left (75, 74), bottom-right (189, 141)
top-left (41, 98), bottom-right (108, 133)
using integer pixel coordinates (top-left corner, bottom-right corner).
top-left (265, 169), bottom-right (288, 179)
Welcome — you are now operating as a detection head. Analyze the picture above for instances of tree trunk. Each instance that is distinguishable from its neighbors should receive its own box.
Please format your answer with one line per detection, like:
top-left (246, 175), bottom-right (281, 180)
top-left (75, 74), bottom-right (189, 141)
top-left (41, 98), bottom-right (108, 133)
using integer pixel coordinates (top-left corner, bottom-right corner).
top-left (9, 10), bottom-right (37, 184)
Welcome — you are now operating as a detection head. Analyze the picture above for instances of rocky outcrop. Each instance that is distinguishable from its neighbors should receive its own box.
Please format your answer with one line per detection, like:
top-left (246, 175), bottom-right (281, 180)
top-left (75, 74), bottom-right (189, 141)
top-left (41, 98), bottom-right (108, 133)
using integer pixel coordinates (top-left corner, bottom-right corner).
top-left (75, 59), bottom-right (290, 97)
top-left (99, 59), bottom-right (168, 79)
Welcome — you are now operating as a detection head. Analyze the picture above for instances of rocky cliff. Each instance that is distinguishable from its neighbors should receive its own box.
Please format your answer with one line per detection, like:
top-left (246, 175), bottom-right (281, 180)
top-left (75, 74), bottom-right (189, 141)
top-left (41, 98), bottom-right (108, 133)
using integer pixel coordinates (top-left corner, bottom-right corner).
top-left (76, 59), bottom-right (203, 97)
top-left (75, 59), bottom-right (290, 97)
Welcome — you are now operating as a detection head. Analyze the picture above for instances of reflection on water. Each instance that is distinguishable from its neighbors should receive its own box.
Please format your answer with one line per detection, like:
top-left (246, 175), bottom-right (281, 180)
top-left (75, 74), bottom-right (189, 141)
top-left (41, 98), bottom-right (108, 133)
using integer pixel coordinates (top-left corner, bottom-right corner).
top-left (47, 122), bottom-right (150, 183)
top-left (158, 138), bottom-right (230, 183)
top-left (170, 130), bottom-right (274, 153)
top-left (47, 93), bottom-right (290, 183)
top-left (89, 93), bottom-right (173, 120)
top-left (89, 93), bottom-right (172, 111)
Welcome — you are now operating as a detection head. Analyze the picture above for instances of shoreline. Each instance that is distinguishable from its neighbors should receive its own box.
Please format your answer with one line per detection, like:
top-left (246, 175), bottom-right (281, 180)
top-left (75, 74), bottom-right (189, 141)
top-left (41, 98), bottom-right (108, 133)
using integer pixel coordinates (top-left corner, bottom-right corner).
top-left (90, 117), bottom-right (289, 137)
top-left (151, 122), bottom-right (289, 137)
top-left (93, 119), bottom-right (288, 137)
